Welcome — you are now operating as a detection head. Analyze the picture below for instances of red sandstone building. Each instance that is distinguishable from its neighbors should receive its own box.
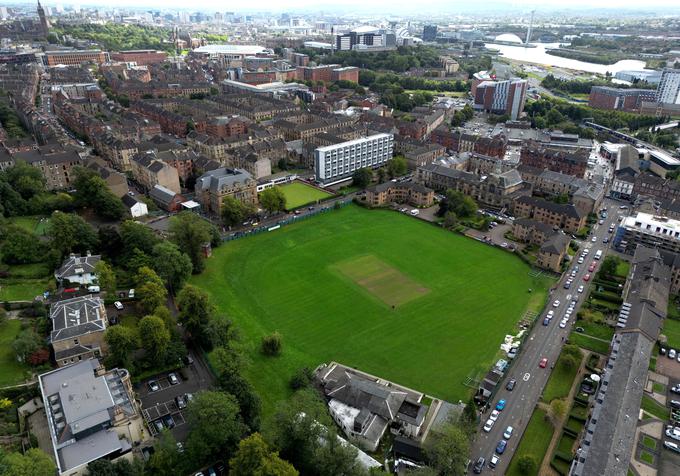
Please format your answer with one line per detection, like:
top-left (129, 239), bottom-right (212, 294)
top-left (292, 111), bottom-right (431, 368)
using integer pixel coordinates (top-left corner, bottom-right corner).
top-left (588, 86), bottom-right (656, 112)
top-left (45, 50), bottom-right (110, 66)
top-left (110, 50), bottom-right (168, 65)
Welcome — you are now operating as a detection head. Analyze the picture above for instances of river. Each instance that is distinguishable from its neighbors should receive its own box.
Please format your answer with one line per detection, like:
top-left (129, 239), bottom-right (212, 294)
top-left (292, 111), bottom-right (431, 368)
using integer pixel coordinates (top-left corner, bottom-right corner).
top-left (483, 42), bottom-right (650, 75)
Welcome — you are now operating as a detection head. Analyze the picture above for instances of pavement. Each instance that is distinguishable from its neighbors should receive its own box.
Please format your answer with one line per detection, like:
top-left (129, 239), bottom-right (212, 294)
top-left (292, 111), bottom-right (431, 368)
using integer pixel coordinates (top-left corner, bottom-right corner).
top-left (469, 198), bottom-right (625, 473)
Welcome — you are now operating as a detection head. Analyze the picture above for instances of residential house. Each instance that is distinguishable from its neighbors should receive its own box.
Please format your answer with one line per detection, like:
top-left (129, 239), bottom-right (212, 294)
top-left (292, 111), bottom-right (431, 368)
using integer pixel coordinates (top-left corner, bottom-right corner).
top-left (363, 182), bottom-right (434, 207)
top-left (195, 167), bottom-right (258, 215)
top-left (149, 184), bottom-right (185, 212)
top-left (536, 233), bottom-right (570, 272)
top-left (130, 151), bottom-right (181, 194)
top-left (512, 196), bottom-right (586, 233)
top-left (55, 253), bottom-right (101, 286)
top-left (121, 194), bottom-right (148, 218)
top-left (50, 295), bottom-right (107, 367)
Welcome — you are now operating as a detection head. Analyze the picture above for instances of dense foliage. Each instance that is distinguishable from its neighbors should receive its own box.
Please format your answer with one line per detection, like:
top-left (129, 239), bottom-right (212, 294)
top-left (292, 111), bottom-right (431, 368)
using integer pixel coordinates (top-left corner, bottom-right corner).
top-left (541, 73), bottom-right (655, 95)
top-left (51, 23), bottom-right (174, 52)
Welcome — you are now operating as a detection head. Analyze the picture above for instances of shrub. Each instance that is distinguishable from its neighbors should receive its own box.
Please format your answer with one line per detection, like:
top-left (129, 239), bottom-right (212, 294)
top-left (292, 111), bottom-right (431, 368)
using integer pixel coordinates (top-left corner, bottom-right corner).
top-left (261, 332), bottom-right (282, 356)
top-left (517, 455), bottom-right (537, 474)
top-left (290, 367), bottom-right (313, 390)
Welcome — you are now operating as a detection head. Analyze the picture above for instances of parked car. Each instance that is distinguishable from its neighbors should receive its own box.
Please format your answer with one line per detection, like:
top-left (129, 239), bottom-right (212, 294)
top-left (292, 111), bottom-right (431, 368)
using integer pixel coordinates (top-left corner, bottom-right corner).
top-left (114, 301), bottom-right (124, 310)
top-left (577, 285), bottom-right (584, 293)
top-left (583, 274), bottom-right (591, 282)
top-left (543, 317), bottom-right (550, 326)
top-left (553, 300), bottom-right (560, 308)
top-left (670, 349), bottom-right (677, 359)
top-left (168, 373), bottom-right (179, 385)
top-left (128, 289), bottom-right (135, 298)
top-left (575, 327), bottom-right (585, 333)
top-left (560, 319), bottom-right (568, 329)
top-left (473, 457), bottom-right (485, 474)
top-left (176, 442), bottom-right (184, 453)
top-left (87, 285), bottom-right (100, 293)
top-left (671, 385), bottom-right (680, 394)
top-left (496, 440), bottom-right (507, 454)
top-left (176, 395), bottom-right (187, 409)
top-left (660, 347), bottom-right (667, 355)
top-left (483, 419), bottom-right (494, 432)
top-left (666, 426), bottom-right (680, 441)
top-left (547, 310), bottom-right (555, 318)
top-left (671, 400), bottom-right (680, 410)
top-left (665, 441), bottom-right (680, 453)
top-left (162, 414), bottom-right (175, 429)
top-left (148, 380), bottom-right (160, 392)
top-left (152, 419), bottom-right (164, 433)
top-left (540, 358), bottom-right (548, 368)
top-left (496, 399), bottom-right (507, 411)
top-left (489, 409), bottom-right (500, 421)
top-left (489, 454), bottom-right (500, 468)
top-left (184, 354), bottom-right (194, 365)
top-left (506, 379), bottom-right (516, 391)
top-left (503, 426), bottom-right (514, 439)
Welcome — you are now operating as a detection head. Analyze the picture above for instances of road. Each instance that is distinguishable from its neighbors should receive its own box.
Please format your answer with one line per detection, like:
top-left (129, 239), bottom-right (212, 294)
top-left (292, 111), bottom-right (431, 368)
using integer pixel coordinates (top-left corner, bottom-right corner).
top-left (469, 198), bottom-right (625, 473)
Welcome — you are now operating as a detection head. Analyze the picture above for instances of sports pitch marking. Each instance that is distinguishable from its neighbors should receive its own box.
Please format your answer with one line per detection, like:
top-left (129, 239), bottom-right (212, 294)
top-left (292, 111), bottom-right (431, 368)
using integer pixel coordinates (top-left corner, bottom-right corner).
top-left (331, 254), bottom-right (430, 307)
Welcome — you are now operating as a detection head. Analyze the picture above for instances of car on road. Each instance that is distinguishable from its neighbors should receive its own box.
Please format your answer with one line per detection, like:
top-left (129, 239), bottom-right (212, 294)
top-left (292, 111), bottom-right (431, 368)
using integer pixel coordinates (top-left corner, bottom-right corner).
top-left (540, 358), bottom-right (548, 368)
top-left (148, 380), bottom-right (160, 392)
top-left (543, 317), bottom-right (551, 326)
top-left (496, 440), bottom-right (507, 454)
top-left (473, 457), bottom-right (485, 473)
top-left (183, 354), bottom-right (194, 365)
top-left (665, 441), bottom-right (680, 453)
top-left (560, 319), bottom-right (568, 328)
top-left (547, 310), bottom-right (554, 318)
top-left (591, 236), bottom-right (597, 242)
top-left (168, 373), bottom-right (179, 385)
top-left (114, 301), bottom-right (124, 310)
top-left (504, 426), bottom-right (514, 439)
top-left (483, 419), bottom-right (494, 432)
top-left (489, 454), bottom-right (500, 469)
top-left (496, 399), bottom-right (506, 411)
top-left (490, 409), bottom-right (500, 421)
top-left (506, 379), bottom-right (516, 391)
top-left (553, 300), bottom-right (560, 308)
top-left (583, 274), bottom-right (591, 282)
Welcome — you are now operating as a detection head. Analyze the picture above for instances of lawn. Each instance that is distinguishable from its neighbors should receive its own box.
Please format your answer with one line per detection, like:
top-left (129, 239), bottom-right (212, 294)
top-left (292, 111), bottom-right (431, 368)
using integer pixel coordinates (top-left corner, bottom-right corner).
top-left (663, 318), bottom-right (680, 349)
top-left (192, 206), bottom-right (553, 415)
top-left (0, 279), bottom-right (50, 301)
top-left (507, 408), bottom-right (554, 476)
top-left (542, 351), bottom-right (583, 403)
top-left (7, 215), bottom-right (49, 236)
top-left (0, 320), bottom-right (30, 386)
top-left (569, 333), bottom-right (611, 354)
top-left (641, 394), bottom-right (670, 420)
top-left (278, 182), bottom-right (333, 210)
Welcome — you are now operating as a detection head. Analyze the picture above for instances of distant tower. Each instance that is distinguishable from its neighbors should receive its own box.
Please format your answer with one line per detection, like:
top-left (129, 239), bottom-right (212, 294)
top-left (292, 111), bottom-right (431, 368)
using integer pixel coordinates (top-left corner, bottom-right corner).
top-left (37, 1), bottom-right (50, 36)
top-left (525, 10), bottom-right (535, 45)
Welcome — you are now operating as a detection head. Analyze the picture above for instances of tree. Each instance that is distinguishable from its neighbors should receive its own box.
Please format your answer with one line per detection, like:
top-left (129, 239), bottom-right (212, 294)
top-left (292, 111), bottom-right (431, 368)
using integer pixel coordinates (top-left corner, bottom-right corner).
top-left (443, 211), bottom-right (458, 230)
top-left (516, 455), bottom-right (537, 475)
top-left (3, 162), bottom-right (45, 200)
top-left (423, 423), bottom-right (470, 476)
top-left (599, 256), bottom-right (619, 278)
top-left (221, 196), bottom-right (255, 227)
top-left (259, 187), bottom-right (287, 213)
top-left (386, 156), bottom-right (408, 178)
top-left (94, 261), bottom-right (116, 296)
top-left (230, 433), bottom-right (299, 476)
top-left (47, 211), bottom-right (98, 258)
top-left (549, 398), bottom-right (567, 423)
top-left (138, 315), bottom-right (170, 361)
top-left (87, 458), bottom-right (144, 476)
top-left (352, 168), bottom-right (373, 188)
top-left (560, 354), bottom-right (578, 370)
top-left (72, 167), bottom-right (125, 221)
top-left (212, 346), bottom-right (262, 431)
top-left (120, 220), bottom-right (158, 259)
top-left (0, 226), bottom-right (44, 264)
top-left (261, 332), bottom-right (283, 356)
top-left (176, 285), bottom-right (213, 348)
top-left (0, 448), bottom-right (56, 476)
top-left (104, 325), bottom-right (138, 368)
top-left (12, 329), bottom-right (40, 363)
top-left (27, 348), bottom-right (50, 366)
top-left (437, 189), bottom-right (477, 219)
top-left (135, 266), bottom-right (167, 314)
top-left (169, 212), bottom-right (213, 274)
top-left (152, 242), bottom-right (193, 293)
top-left (185, 391), bottom-right (246, 463)
top-left (147, 430), bottom-right (180, 476)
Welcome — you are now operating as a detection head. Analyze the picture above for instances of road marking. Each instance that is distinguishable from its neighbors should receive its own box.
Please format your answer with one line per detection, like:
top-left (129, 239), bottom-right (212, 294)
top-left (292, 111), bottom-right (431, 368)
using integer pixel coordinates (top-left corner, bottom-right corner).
top-left (523, 373), bottom-right (531, 382)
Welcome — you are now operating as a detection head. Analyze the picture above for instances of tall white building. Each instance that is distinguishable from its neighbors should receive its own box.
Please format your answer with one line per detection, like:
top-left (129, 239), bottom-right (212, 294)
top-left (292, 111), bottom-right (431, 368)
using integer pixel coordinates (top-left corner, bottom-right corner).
top-left (315, 134), bottom-right (394, 186)
top-left (656, 68), bottom-right (680, 105)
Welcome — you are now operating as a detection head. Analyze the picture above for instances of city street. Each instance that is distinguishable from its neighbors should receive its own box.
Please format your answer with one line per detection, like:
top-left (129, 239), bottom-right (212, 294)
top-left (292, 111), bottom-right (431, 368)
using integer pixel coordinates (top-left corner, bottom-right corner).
top-left (469, 198), bottom-right (625, 473)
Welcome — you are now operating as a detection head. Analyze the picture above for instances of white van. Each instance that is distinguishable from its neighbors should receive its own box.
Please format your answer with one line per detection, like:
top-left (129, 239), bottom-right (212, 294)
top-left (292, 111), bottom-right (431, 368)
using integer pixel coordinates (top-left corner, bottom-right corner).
top-left (87, 285), bottom-right (100, 293)
top-left (410, 209), bottom-right (420, 216)
top-left (594, 250), bottom-right (603, 260)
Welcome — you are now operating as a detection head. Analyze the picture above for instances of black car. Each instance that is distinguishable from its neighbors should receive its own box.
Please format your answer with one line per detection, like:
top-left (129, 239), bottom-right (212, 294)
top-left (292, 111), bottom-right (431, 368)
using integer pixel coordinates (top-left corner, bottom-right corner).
top-left (506, 379), bottom-right (516, 391)
top-left (153, 419), bottom-right (164, 433)
top-left (473, 457), bottom-right (485, 474)
top-left (162, 414), bottom-right (176, 429)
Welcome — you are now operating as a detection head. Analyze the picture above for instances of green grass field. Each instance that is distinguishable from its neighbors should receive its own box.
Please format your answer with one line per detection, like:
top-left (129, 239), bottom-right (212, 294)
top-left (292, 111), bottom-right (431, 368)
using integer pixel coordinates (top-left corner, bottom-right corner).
top-left (192, 206), bottom-right (553, 415)
top-left (507, 408), bottom-right (554, 476)
top-left (663, 318), bottom-right (680, 349)
top-left (0, 320), bottom-right (30, 386)
top-left (542, 351), bottom-right (583, 403)
top-left (0, 280), bottom-right (50, 301)
top-left (279, 182), bottom-right (333, 210)
top-left (7, 216), bottom-right (49, 236)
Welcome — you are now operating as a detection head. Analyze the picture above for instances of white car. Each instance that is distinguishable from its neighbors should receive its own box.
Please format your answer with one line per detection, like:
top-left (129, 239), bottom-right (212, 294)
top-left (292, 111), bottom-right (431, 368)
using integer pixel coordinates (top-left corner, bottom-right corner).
top-left (483, 419), bottom-right (495, 432)
top-left (503, 426), bottom-right (514, 439)
top-left (578, 285), bottom-right (585, 293)
top-left (490, 409), bottom-right (500, 421)
top-left (665, 440), bottom-right (680, 453)
top-left (667, 426), bottom-right (680, 442)
top-left (547, 310), bottom-right (555, 318)
top-left (671, 349), bottom-right (678, 359)
top-left (560, 319), bottom-right (568, 329)
top-left (553, 300), bottom-right (560, 308)
top-left (578, 257), bottom-right (585, 264)
top-left (114, 301), bottom-right (124, 310)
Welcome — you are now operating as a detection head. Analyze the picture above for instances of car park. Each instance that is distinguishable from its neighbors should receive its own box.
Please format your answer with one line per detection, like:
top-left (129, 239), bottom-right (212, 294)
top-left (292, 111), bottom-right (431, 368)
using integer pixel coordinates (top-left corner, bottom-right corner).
top-left (503, 426), bottom-right (513, 439)
top-left (496, 440), bottom-right (507, 454)
top-left (490, 409), bottom-right (500, 421)
top-left (473, 457), bottom-right (485, 473)
top-left (506, 379), bottom-right (516, 391)
top-left (540, 358), bottom-right (548, 368)
top-left (489, 454), bottom-right (500, 468)
top-left (483, 419), bottom-right (494, 432)
top-left (148, 380), bottom-right (160, 392)
top-left (496, 399), bottom-right (506, 411)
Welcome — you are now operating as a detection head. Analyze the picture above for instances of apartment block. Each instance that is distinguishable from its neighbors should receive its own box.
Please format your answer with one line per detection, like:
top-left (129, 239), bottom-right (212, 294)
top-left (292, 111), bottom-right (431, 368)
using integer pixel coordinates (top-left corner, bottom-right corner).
top-left (314, 133), bottom-right (394, 186)
top-left (512, 196), bottom-right (586, 233)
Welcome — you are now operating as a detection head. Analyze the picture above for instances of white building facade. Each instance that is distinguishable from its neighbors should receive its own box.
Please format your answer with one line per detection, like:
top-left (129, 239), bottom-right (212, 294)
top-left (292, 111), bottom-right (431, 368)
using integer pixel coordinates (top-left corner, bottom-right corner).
top-left (314, 133), bottom-right (394, 186)
top-left (656, 68), bottom-right (680, 105)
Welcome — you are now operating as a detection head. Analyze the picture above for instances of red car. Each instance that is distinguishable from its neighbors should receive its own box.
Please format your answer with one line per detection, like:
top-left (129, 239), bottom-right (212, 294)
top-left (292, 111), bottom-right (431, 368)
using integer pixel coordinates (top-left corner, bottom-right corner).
top-left (588, 262), bottom-right (597, 272)
top-left (539, 358), bottom-right (548, 368)
top-left (63, 287), bottom-right (78, 293)
top-left (583, 274), bottom-right (591, 282)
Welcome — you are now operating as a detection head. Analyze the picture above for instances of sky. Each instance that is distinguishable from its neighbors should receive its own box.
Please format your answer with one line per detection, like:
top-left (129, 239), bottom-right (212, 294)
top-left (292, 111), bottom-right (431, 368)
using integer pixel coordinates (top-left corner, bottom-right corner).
top-left (19, 0), bottom-right (680, 13)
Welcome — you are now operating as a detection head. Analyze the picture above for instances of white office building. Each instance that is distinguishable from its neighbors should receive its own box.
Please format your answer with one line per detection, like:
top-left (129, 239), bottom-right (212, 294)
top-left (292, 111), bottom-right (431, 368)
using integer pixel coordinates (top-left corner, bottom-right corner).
top-left (656, 68), bottom-right (680, 105)
top-left (614, 211), bottom-right (680, 254)
top-left (315, 134), bottom-right (394, 186)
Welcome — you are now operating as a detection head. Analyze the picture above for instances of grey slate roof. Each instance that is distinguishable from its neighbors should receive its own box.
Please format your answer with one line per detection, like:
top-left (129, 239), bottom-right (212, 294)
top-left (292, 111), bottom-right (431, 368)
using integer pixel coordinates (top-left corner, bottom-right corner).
top-left (50, 295), bottom-right (106, 343)
top-left (325, 372), bottom-right (408, 421)
top-left (55, 254), bottom-right (101, 280)
top-left (149, 184), bottom-right (177, 205)
top-left (195, 167), bottom-right (253, 193)
top-left (540, 233), bottom-right (570, 255)
top-left (516, 195), bottom-right (584, 219)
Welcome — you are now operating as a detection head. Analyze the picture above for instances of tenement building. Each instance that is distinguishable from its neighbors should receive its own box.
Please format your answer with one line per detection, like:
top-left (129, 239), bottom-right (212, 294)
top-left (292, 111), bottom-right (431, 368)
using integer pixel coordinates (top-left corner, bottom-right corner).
top-left (195, 167), bottom-right (258, 215)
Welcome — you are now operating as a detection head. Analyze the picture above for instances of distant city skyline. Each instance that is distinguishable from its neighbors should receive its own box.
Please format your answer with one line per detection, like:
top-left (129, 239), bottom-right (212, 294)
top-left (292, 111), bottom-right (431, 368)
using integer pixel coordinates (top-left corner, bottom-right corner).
top-left (8, 0), bottom-right (679, 14)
